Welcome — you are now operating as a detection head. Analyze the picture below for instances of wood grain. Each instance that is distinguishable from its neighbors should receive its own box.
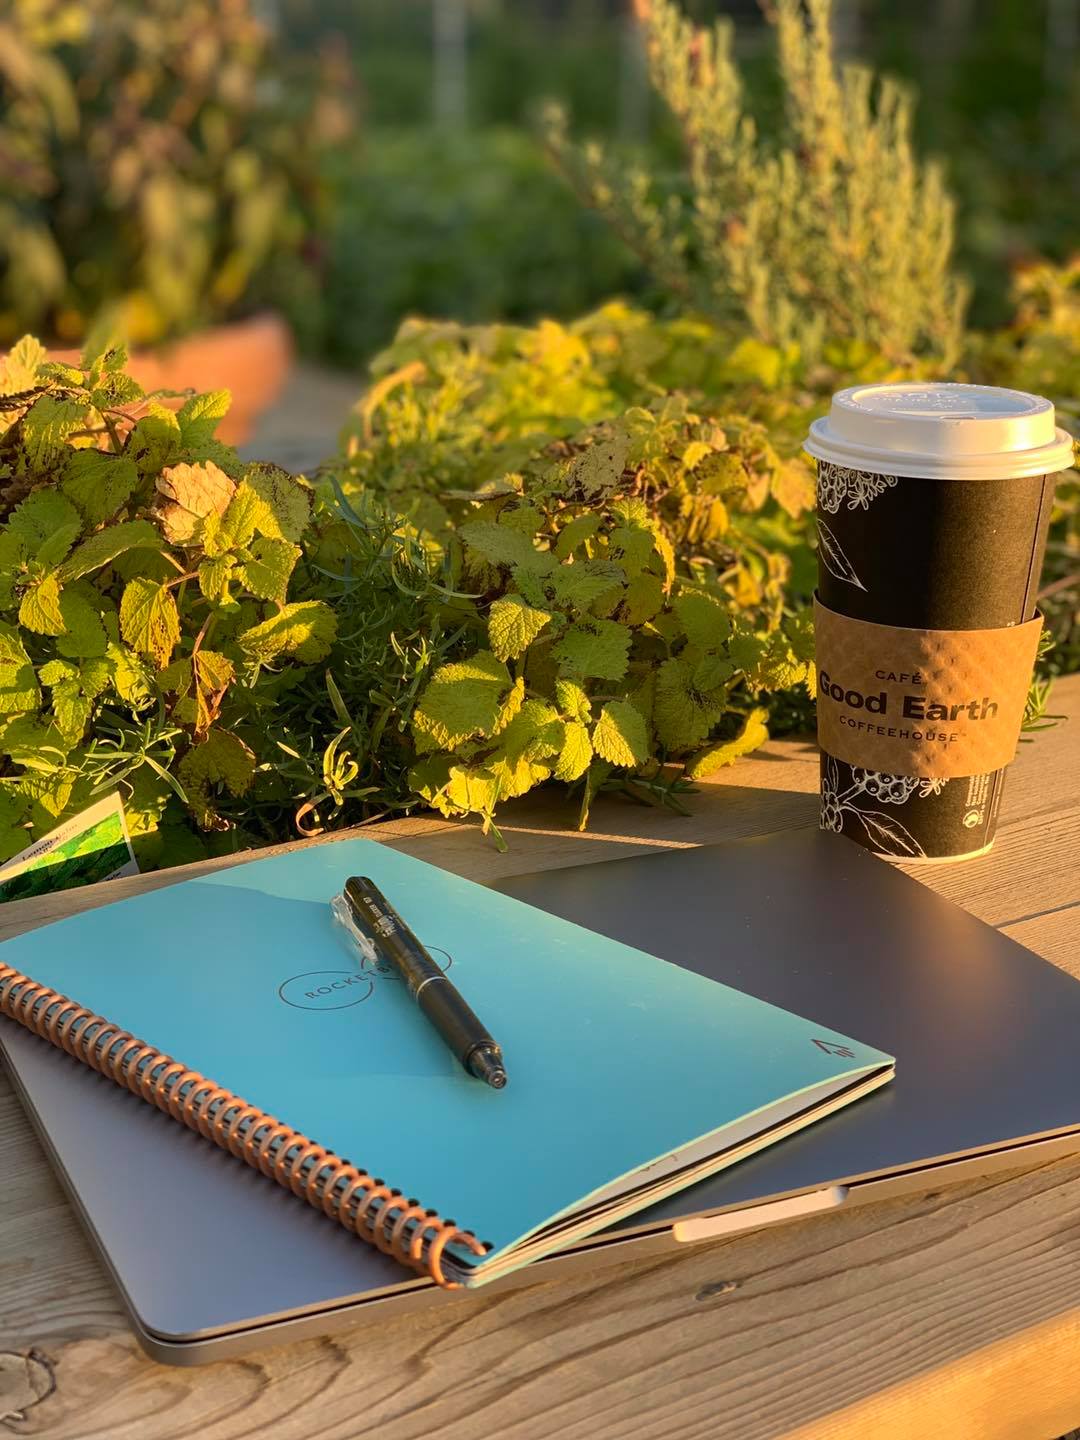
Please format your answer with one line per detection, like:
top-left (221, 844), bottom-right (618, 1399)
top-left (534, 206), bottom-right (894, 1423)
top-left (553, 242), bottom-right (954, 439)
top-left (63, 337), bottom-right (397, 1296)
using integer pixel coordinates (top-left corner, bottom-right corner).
top-left (0, 675), bottom-right (1077, 1440)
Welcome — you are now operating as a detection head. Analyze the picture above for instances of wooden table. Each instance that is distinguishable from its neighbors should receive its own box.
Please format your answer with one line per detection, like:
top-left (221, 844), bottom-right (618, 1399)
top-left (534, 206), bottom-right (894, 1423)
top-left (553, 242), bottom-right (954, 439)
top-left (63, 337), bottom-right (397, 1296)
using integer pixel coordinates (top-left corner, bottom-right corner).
top-left (2, 676), bottom-right (1078, 1440)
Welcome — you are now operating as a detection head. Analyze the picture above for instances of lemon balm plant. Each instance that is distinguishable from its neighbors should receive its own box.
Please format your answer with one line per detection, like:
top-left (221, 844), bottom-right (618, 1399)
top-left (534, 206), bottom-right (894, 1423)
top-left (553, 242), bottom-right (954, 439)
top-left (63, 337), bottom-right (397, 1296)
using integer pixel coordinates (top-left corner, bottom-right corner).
top-left (0, 337), bottom-right (336, 865)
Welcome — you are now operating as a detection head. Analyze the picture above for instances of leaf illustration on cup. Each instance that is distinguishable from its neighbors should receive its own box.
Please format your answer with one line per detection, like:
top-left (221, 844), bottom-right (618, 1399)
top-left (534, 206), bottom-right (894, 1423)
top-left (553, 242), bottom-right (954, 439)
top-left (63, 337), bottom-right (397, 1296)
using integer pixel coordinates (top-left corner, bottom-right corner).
top-left (816, 519), bottom-right (867, 591)
top-left (849, 808), bottom-right (924, 857)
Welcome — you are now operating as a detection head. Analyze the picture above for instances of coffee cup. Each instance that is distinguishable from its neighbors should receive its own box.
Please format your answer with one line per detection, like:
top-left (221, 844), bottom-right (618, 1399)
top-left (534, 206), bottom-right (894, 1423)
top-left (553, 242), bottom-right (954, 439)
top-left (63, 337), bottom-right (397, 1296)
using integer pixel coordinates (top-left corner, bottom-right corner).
top-left (805, 382), bottom-right (1072, 861)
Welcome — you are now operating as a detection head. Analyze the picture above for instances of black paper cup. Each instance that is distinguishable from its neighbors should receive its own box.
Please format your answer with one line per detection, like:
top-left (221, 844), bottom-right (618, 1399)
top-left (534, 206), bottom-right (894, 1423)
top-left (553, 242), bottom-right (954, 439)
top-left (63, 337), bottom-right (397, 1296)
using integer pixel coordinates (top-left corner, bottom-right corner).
top-left (805, 383), bottom-right (1072, 861)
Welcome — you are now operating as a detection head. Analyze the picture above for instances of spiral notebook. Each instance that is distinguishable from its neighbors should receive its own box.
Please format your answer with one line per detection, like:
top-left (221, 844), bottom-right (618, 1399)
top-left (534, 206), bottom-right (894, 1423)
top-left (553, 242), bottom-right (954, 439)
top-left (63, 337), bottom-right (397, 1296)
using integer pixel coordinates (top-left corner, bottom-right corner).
top-left (0, 839), bottom-right (893, 1288)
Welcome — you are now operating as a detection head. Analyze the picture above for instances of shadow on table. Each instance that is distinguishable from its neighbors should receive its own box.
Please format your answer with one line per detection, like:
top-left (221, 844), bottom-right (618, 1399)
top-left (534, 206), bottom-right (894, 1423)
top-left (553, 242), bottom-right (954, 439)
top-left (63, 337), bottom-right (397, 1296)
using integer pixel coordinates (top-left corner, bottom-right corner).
top-left (378, 782), bottom-right (822, 884)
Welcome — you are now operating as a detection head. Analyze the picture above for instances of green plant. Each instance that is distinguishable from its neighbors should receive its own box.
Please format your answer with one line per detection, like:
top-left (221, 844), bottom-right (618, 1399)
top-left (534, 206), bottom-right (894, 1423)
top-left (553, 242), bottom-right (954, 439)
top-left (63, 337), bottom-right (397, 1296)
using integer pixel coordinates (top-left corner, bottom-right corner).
top-left (398, 419), bottom-right (814, 847)
top-left (0, 336), bottom-right (337, 865)
top-left (0, 0), bottom-right (351, 348)
top-left (966, 258), bottom-right (1080, 678)
top-left (319, 128), bottom-right (645, 367)
top-left (543, 0), bottom-right (968, 367)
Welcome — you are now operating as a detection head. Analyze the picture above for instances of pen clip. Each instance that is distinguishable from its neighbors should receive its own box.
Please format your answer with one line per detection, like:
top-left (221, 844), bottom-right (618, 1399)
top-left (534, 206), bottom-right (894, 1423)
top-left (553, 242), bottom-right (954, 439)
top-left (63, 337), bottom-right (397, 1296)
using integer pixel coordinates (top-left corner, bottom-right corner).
top-left (330, 892), bottom-right (379, 965)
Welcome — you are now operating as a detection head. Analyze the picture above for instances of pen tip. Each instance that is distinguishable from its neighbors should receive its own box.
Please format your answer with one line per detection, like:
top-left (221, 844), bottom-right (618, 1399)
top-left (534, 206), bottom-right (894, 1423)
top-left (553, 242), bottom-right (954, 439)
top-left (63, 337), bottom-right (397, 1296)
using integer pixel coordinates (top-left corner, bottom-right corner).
top-left (469, 1048), bottom-right (508, 1089)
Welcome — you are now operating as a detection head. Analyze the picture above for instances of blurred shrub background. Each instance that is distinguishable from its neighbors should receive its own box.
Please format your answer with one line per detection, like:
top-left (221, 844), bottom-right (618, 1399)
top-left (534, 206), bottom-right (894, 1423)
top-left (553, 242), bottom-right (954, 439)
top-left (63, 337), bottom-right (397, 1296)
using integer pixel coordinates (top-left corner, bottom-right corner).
top-left (3, 0), bottom-right (1074, 364)
top-left (283, 0), bottom-right (1078, 364)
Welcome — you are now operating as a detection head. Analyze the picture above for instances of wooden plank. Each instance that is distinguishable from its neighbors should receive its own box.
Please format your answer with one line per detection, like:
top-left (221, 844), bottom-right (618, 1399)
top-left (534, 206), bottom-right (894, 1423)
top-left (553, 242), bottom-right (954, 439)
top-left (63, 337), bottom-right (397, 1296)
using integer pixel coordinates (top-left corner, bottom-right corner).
top-left (0, 676), bottom-right (1076, 1438)
top-left (782, 1311), bottom-right (1080, 1440)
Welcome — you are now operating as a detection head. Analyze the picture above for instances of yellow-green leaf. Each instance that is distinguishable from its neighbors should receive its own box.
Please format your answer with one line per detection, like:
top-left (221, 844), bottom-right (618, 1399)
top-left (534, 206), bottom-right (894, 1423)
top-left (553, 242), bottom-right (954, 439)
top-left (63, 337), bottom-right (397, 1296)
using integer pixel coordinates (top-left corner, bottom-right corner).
top-left (554, 513), bottom-right (602, 560)
top-left (56, 588), bottom-right (108, 659)
top-left (553, 618), bottom-right (632, 681)
top-left (199, 554), bottom-right (236, 604)
top-left (61, 451), bottom-right (137, 527)
top-left (19, 575), bottom-right (65, 635)
top-left (686, 708), bottom-right (769, 778)
top-left (487, 594), bottom-right (553, 661)
top-left (119, 577), bottom-right (181, 667)
top-left (553, 720), bottom-right (592, 780)
top-left (59, 519), bottom-right (162, 581)
top-left (237, 600), bottom-right (337, 665)
top-left (244, 464), bottom-right (312, 542)
top-left (178, 729), bottom-right (255, 830)
top-left (554, 677), bottom-right (592, 722)
top-left (237, 538), bottom-right (301, 605)
top-left (411, 650), bottom-right (513, 752)
top-left (591, 700), bottom-right (648, 768)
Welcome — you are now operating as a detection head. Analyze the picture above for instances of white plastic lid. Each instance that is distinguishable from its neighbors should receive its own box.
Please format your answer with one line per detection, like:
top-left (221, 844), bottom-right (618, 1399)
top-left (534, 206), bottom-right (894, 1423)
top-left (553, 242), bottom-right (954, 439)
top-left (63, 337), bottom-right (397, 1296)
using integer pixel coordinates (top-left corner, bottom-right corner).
top-left (805, 382), bottom-right (1074, 480)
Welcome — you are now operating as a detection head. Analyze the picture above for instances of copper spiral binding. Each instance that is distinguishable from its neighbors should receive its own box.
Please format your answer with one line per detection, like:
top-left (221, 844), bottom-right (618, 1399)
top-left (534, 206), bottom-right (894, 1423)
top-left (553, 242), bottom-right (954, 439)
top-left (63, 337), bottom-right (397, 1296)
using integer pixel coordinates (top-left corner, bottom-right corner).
top-left (0, 960), bottom-right (487, 1287)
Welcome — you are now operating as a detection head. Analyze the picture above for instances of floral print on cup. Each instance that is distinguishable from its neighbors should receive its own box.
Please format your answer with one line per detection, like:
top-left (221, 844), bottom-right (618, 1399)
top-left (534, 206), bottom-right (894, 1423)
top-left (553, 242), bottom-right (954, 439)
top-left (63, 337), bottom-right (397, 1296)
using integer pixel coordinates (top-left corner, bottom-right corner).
top-left (816, 461), bottom-right (899, 515)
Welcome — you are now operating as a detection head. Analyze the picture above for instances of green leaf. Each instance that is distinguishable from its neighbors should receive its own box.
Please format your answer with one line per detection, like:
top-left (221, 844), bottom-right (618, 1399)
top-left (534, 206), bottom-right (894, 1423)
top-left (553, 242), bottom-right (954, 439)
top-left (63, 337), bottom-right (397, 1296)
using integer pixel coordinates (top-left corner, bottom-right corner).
top-left (653, 529), bottom-right (675, 589)
top-left (119, 577), bottom-right (181, 667)
top-left (120, 765), bottom-right (174, 837)
top-left (554, 513), bottom-right (602, 560)
top-left (488, 594), bottom-right (553, 661)
top-left (408, 753), bottom-right (455, 808)
top-left (59, 519), bottom-right (163, 581)
top-left (128, 402), bottom-right (181, 476)
top-left (0, 714), bottom-right (61, 764)
top-left (237, 600), bottom-right (338, 665)
top-left (563, 434), bottom-right (629, 502)
top-left (56, 588), bottom-right (107, 659)
top-left (553, 618), bottom-right (632, 681)
top-left (38, 659), bottom-right (76, 686)
top-left (549, 560), bottom-right (624, 611)
top-left (49, 678), bottom-right (92, 744)
top-left (686, 708), bottom-right (770, 778)
top-left (177, 390), bottom-right (232, 449)
top-left (495, 700), bottom-right (564, 763)
top-left (19, 771), bottom-right (76, 828)
top-left (178, 729), bottom-right (256, 830)
top-left (411, 650), bottom-right (513, 752)
top-left (35, 522), bottom-right (81, 569)
top-left (553, 720), bottom-right (592, 781)
top-left (577, 759), bottom-right (612, 832)
top-left (199, 554), bottom-right (237, 605)
top-left (237, 538), bottom-right (301, 605)
top-left (607, 523), bottom-right (655, 578)
top-left (654, 657), bottom-right (727, 751)
top-left (21, 395), bottom-right (85, 469)
top-left (80, 657), bottom-right (111, 698)
top-left (555, 677), bottom-right (592, 722)
top-left (442, 763), bottom-right (504, 818)
top-left (618, 571), bottom-right (665, 625)
top-left (591, 700), bottom-right (648, 768)
top-left (4, 336), bottom-right (46, 389)
top-left (157, 658), bottom-right (193, 695)
top-left (244, 464), bottom-right (312, 542)
top-left (0, 623), bottom-right (40, 715)
top-left (492, 674), bottom-right (525, 734)
top-left (108, 643), bottom-right (155, 709)
top-left (460, 519), bottom-right (551, 572)
top-left (5, 490), bottom-right (82, 553)
top-left (19, 574), bottom-right (64, 635)
top-left (674, 590), bottom-right (731, 648)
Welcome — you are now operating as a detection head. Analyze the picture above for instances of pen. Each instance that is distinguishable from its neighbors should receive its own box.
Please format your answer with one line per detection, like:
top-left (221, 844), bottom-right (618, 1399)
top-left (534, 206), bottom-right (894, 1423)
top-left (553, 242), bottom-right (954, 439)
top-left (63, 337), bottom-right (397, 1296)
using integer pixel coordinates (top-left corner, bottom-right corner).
top-left (341, 876), bottom-right (508, 1090)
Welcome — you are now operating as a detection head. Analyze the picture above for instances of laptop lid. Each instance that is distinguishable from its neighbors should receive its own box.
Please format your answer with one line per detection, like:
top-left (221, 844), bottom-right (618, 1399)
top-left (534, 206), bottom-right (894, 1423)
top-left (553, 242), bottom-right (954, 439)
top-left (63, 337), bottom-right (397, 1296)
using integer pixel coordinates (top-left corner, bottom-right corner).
top-left (4, 829), bottom-right (1078, 1357)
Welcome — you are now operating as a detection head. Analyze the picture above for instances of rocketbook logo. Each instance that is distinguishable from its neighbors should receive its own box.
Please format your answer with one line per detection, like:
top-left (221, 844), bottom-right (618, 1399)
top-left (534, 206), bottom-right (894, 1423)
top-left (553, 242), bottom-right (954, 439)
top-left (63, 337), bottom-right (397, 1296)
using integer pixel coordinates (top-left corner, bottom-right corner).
top-left (277, 947), bottom-right (453, 1011)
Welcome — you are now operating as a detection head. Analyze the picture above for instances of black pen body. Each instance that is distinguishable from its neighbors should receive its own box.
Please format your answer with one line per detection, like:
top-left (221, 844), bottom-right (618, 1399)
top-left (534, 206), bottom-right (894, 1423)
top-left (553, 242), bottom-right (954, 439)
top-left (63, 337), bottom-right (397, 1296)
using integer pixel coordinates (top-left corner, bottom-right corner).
top-left (343, 876), bottom-right (507, 1088)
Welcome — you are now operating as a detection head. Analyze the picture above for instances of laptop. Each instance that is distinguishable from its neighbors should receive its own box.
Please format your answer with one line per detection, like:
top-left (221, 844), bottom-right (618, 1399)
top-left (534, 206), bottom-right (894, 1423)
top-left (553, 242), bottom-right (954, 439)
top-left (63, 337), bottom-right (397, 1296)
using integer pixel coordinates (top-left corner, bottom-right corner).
top-left (4, 828), bottom-right (1079, 1364)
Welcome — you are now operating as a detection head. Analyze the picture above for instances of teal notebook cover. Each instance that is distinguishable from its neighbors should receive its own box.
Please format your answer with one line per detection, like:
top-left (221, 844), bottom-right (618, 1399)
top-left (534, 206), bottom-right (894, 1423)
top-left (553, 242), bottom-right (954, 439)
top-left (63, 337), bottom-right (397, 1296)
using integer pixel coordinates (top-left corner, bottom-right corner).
top-left (0, 838), bottom-right (893, 1283)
